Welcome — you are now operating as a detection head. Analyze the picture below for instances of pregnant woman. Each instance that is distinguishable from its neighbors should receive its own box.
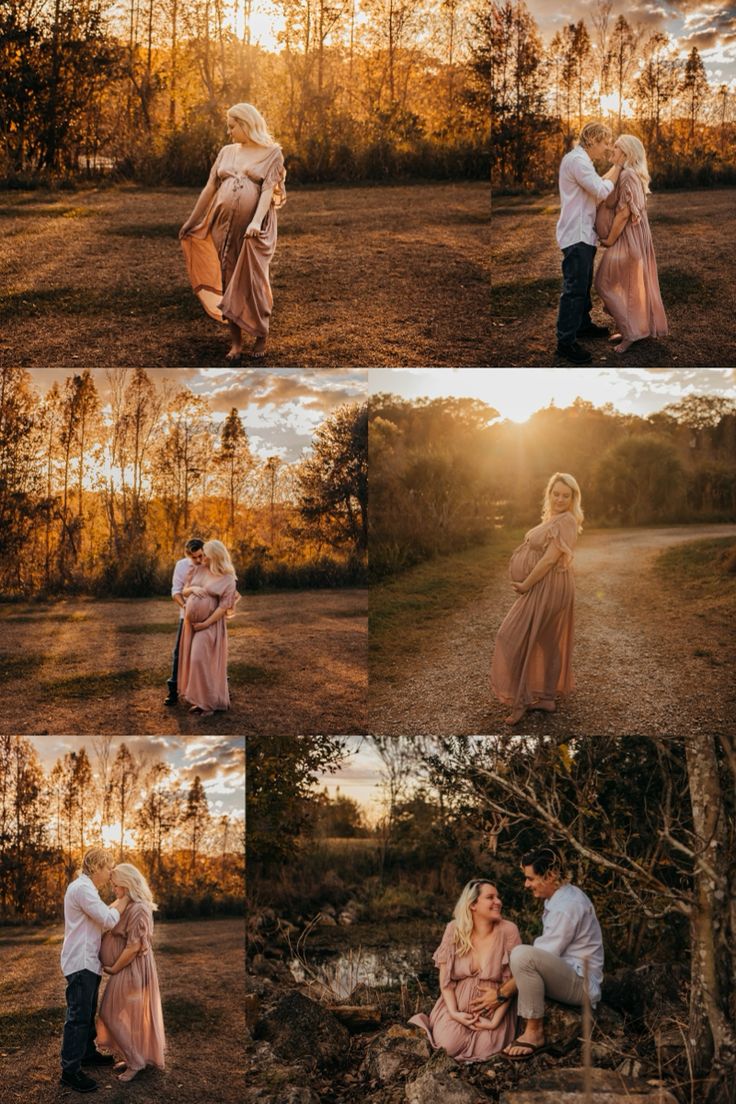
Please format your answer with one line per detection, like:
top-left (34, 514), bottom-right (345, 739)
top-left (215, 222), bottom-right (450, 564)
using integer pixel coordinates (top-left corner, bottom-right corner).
top-left (96, 864), bottom-right (165, 1083)
top-left (180, 102), bottom-right (286, 363)
top-left (409, 880), bottom-right (520, 1061)
top-left (177, 539), bottom-right (240, 718)
top-left (490, 473), bottom-right (582, 726)
top-left (594, 134), bottom-right (668, 355)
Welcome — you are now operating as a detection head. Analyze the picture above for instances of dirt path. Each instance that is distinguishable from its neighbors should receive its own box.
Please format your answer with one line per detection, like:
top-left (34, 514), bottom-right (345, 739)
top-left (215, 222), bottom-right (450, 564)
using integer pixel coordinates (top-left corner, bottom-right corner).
top-left (0, 183), bottom-right (490, 368)
top-left (0, 918), bottom-right (244, 1103)
top-left (0, 589), bottom-right (367, 736)
top-left (369, 525), bottom-right (736, 737)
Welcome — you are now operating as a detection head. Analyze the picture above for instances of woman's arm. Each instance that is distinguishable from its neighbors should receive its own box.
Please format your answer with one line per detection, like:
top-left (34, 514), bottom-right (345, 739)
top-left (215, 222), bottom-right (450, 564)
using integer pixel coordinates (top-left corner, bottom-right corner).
top-left (440, 983), bottom-right (477, 1026)
top-left (179, 179), bottom-right (218, 238)
top-left (599, 205), bottom-right (630, 247)
top-left (246, 186), bottom-right (275, 236)
top-left (103, 939), bottom-right (141, 976)
top-left (192, 606), bottom-right (229, 632)
top-left (513, 543), bottom-right (563, 595)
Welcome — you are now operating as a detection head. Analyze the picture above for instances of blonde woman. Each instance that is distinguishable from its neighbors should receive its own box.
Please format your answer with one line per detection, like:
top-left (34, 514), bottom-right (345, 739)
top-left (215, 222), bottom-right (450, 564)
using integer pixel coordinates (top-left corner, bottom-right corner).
top-left (490, 474), bottom-right (583, 726)
top-left (180, 103), bottom-right (286, 363)
top-left (408, 881), bottom-right (521, 1062)
top-left (96, 864), bottom-right (165, 1083)
top-left (177, 539), bottom-right (240, 717)
top-left (594, 134), bottom-right (668, 354)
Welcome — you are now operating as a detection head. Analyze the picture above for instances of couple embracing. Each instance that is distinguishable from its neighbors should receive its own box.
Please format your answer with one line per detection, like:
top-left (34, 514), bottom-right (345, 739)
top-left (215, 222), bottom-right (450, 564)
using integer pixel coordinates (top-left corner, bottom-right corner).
top-left (556, 121), bottom-right (668, 364)
top-left (59, 848), bottom-right (165, 1093)
top-left (409, 846), bottom-right (603, 1062)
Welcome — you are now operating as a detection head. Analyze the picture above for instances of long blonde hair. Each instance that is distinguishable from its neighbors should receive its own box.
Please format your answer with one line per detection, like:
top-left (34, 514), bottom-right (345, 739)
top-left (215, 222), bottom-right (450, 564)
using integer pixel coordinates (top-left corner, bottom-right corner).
top-left (616, 134), bottom-right (651, 195)
top-left (227, 103), bottom-right (278, 148)
top-left (452, 879), bottom-right (496, 957)
top-left (203, 539), bottom-right (236, 577)
top-left (541, 472), bottom-right (584, 532)
top-left (112, 863), bottom-right (157, 912)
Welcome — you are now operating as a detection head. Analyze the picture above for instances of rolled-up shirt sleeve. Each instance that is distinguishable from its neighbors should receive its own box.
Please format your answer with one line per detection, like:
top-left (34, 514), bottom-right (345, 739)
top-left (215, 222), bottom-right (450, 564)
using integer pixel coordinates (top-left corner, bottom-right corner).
top-left (79, 880), bottom-right (121, 931)
top-left (534, 905), bottom-right (581, 957)
top-left (571, 157), bottom-right (613, 202)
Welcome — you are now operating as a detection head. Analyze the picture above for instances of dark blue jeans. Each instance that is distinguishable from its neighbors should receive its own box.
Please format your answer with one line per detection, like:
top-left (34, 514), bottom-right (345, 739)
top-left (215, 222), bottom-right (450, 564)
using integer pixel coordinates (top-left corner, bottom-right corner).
top-left (61, 969), bottom-right (101, 1072)
top-left (556, 242), bottom-right (596, 344)
top-left (167, 617), bottom-right (185, 698)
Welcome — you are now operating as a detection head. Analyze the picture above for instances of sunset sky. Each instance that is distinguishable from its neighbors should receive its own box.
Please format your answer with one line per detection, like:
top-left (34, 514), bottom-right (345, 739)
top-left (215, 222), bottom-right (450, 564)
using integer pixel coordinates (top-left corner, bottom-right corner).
top-left (316, 737), bottom-right (387, 823)
top-left (28, 368), bottom-right (367, 462)
top-left (370, 368), bottom-right (736, 424)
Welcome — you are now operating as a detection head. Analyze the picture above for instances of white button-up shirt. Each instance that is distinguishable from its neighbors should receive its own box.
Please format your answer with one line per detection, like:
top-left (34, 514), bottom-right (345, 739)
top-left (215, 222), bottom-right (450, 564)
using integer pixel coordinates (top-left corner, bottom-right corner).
top-left (534, 883), bottom-right (604, 1003)
top-left (172, 556), bottom-right (193, 620)
top-left (60, 874), bottom-right (121, 977)
top-left (556, 145), bottom-right (614, 250)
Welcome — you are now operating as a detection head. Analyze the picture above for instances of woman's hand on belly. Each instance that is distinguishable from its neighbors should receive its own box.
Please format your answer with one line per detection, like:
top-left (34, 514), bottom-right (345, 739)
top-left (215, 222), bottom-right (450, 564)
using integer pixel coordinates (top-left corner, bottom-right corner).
top-left (511, 580), bottom-right (530, 595)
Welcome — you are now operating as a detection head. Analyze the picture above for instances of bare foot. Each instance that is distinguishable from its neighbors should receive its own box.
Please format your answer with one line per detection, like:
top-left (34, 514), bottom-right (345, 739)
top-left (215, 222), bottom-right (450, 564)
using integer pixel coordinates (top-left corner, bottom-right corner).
top-left (608, 332), bottom-right (622, 342)
top-left (504, 706), bottom-right (527, 726)
top-left (529, 701), bottom-right (556, 713)
top-left (614, 339), bottom-right (632, 354)
top-left (503, 1031), bottom-right (546, 1058)
top-left (225, 346), bottom-right (242, 364)
top-left (251, 336), bottom-right (268, 359)
top-left (189, 705), bottom-right (202, 714)
top-left (118, 1068), bottom-right (141, 1082)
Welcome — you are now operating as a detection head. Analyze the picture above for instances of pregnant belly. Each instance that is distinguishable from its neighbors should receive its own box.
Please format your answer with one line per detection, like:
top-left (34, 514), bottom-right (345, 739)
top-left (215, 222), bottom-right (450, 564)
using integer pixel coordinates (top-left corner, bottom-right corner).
top-left (100, 932), bottom-right (124, 969)
top-left (509, 546), bottom-right (537, 584)
top-left (186, 593), bottom-right (217, 624)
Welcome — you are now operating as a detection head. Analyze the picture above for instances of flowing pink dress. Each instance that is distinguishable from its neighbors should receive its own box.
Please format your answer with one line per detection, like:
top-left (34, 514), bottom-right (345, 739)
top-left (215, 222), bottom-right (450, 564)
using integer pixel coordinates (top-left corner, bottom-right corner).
top-left (409, 920), bottom-right (521, 1062)
top-left (594, 168), bottom-right (668, 343)
top-left (181, 143), bottom-right (286, 338)
top-left (177, 565), bottom-right (240, 712)
top-left (97, 903), bottom-right (165, 1073)
top-left (490, 511), bottom-right (577, 710)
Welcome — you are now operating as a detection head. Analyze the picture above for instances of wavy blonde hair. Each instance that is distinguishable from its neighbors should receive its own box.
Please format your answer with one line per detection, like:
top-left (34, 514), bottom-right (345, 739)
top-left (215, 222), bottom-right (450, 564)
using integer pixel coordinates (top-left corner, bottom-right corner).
top-left (111, 863), bottom-right (157, 911)
top-left (452, 880), bottom-right (498, 958)
top-left (615, 134), bottom-right (651, 195)
top-left (579, 121), bottom-right (612, 149)
top-left (81, 847), bottom-right (113, 876)
top-left (203, 539), bottom-right (236, 577)
top-left (541, 472), bottom-right (584, 532)
top-left (227, 103), bottom-right (278, 148)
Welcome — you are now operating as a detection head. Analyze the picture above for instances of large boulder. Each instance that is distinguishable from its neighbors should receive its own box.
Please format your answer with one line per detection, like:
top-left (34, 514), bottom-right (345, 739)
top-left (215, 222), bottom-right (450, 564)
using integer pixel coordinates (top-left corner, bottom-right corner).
top-left (499, 1067), bottom-right (679, 1103)
top-left (246, 1088), bottom-right (320, 1104)
top-left (405, 1050), bottom-right (491, 1104)
top-left (362, 1024), bottom-right (430, 1084)
top-left (255, 991), bottom-right (351, 1069)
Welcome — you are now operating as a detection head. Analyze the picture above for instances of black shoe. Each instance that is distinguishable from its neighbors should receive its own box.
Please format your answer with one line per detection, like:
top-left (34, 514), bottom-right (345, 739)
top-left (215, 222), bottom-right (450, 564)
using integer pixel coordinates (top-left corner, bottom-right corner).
top-left (555, 341), bottom-right (592, 364)
top-left (82, 1051), bottom-right (115, 1066)
top-left (60, 1070), bottom-right (98, 1093)
top-left (163, 695), bottom-right (178, 706)
top-left (577, 322), bottom-right (609, 338)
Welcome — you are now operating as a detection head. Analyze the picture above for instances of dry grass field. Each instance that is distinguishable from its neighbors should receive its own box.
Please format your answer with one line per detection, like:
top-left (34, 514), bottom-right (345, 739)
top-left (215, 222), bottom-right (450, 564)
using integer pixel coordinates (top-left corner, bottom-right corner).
top-left (0, 182), bottom-right (490, 368)
top-left (491, 188), bottom-right (736, 366)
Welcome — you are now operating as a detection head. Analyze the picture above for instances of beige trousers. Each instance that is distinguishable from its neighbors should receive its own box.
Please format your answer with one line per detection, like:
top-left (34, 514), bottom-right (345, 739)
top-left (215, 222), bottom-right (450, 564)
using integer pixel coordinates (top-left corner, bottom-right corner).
top-left (509, 944), bottom-right (586, 1019)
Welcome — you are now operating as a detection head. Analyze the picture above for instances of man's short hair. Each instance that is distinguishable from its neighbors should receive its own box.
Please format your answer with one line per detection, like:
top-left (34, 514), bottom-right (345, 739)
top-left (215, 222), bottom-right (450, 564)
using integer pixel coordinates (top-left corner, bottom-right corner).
top-left (579, 122), bottom-right (612, 149)
top-left (82, 847), bottom-right (112, 876)
top-left (185, 538), bottom-right (204, 554)
top-left (521, 845), bottom-right (564, 878)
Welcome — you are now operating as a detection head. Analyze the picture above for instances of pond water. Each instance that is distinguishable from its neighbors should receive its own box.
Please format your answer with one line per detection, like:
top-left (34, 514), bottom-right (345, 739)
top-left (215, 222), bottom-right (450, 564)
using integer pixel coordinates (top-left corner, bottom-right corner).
top-left (289, 943), bottom-right (431, 1001)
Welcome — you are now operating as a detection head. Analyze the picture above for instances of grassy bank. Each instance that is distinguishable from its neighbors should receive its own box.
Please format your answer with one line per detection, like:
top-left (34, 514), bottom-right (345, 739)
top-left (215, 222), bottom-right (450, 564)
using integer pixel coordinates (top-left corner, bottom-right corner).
top-left (369, 533), bottom-right (522, 682)
top-left (657, 536), bottom-right (736, 665)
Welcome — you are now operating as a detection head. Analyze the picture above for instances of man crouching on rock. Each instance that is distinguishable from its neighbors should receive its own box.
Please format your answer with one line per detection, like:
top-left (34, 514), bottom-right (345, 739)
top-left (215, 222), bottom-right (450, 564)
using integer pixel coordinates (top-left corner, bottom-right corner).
top-left (470, 844), bottom-right (604, 1061)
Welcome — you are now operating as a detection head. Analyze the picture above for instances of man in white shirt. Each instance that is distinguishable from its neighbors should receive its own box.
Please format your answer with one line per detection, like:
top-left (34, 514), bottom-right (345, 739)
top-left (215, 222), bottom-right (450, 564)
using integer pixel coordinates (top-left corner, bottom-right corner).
top-left (471, 845), bottom-right (604, 1060)
top-left (555, 121), bottom-right (624, 364)
top-left (164, 537), bottom-right (205, 706)
top-left (60, 847), bottom-right (131, 1093)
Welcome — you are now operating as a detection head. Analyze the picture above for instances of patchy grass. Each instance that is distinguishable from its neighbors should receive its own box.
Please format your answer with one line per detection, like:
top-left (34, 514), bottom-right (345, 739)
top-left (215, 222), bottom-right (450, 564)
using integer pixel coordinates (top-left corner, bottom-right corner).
top-left (43, 667), bottom-right (162, 699)
top-left (0, 653), bottom-right (46, 679)
top-left (657, 536), bottom-right (736, 666)
top-left (369, 533), bottom-right (521, 682)
top-left (228, 661), bottom-right (280, 685)
top-left (0, 182), bottom-right (490, 368)
top-left (490, 188), bottom-right (736, 366)
top-left (0, 1006), bottom-right (67, 1048)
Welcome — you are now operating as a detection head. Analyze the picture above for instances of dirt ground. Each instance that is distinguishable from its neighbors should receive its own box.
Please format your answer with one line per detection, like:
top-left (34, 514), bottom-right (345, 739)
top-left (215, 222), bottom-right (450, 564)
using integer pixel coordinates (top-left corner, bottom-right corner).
top-left (0, 589), bottom-right (367, 736)
top-left (491, 188), bottom-right (736, 366)
top-left (0, 182), bottom-right (490, 368)
top-left (0, 917), bottom-right (244, 1103)
top-left (369, 524), bottom-right (736, 737)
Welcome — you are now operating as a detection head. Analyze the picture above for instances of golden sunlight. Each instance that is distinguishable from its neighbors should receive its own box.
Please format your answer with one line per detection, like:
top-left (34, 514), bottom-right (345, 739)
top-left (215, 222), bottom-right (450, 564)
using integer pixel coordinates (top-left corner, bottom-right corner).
top-left (229, 1), bottom-right (284, 51)
top-left (599, 91), bottom-right (635, 119)
top-left (100, 823), bottom-right (138, 850)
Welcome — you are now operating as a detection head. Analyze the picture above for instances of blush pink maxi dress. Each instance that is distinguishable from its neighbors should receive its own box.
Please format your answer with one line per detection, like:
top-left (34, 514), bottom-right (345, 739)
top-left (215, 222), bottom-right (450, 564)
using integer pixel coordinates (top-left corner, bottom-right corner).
top-left (181, 143), bottom-right (286, 339)
top-left (490, 511), bottom-right (578, 711)
top-left (97, 903), bottom-right (166, 1074)
top-left (593, 168), bottom-right (668, 343)
top-left (409, 920), bottom-right (521, 1062)
top-left (177, 565), bottom-right (240, 713)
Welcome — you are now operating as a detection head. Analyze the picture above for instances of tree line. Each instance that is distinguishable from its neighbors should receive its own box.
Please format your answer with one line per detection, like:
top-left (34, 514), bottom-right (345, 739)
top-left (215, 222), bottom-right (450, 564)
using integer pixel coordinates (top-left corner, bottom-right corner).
top-left (0, 368), bottom-right (368, 596)
top-left (486, 0), bottom-right (736, 190)
top-left (0, 735), bottom-right (244, 921)
top-left (370, 391), bottom-right (736, 577)
top-left (0, 0), bottom-right (491, 185)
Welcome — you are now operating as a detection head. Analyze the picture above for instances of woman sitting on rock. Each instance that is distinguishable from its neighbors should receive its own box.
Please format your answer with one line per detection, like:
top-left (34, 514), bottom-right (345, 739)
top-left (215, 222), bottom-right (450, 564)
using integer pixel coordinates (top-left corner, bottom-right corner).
top-left (408, 880), bottom-right (521, 1061)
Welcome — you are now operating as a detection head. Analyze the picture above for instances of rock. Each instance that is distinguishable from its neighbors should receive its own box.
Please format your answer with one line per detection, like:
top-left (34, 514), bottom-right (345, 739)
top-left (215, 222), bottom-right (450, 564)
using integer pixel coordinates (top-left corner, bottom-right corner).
top-left (362, 1024), bottom-right (430, 1083)
top-left (406, 1061), bottom-right (489, 1104)
top-left (246, 973), bottom-right (275, 999)
top-left (616, 1058), bottom-right (645, 1079)
top-left (544, 1000), bottom-right (583, 1052)
top-left (319, 902), bottom-right (337, 917)
top-left (245, 992), bottom-right (260, 1026)
top-left (255, 991), bottom-right (351, 1069)
top-left (246, 1089), bottom-right (320, 1104)
top-left (249, 954), bottom-right (293, 982)
top-left (499, 1066), bottom-right (679, 1103)
top-left (318, 911), bottom-right (337, 926)
top-left (329, 1004), bottom-right (382, 1032)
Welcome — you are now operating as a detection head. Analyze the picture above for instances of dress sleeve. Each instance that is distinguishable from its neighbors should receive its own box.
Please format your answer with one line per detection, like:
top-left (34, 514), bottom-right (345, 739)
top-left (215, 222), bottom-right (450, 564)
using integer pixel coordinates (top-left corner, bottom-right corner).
top-left (262, 148), bottom-right (286, 208)
top-left (433, 922), bottom-right (458, 990)
top-left (217, 576), bottom-right (241, 614)
top-left (125, 904), bottom-right (152, 954)
top-left (501, 924), bottom-right (522, 982)
top-left (544, 512), bottom-right (578, 566)
top-left (207, 147), bottom-right (225, 188)
top-left (617, 169), bottom-right (643, 223)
